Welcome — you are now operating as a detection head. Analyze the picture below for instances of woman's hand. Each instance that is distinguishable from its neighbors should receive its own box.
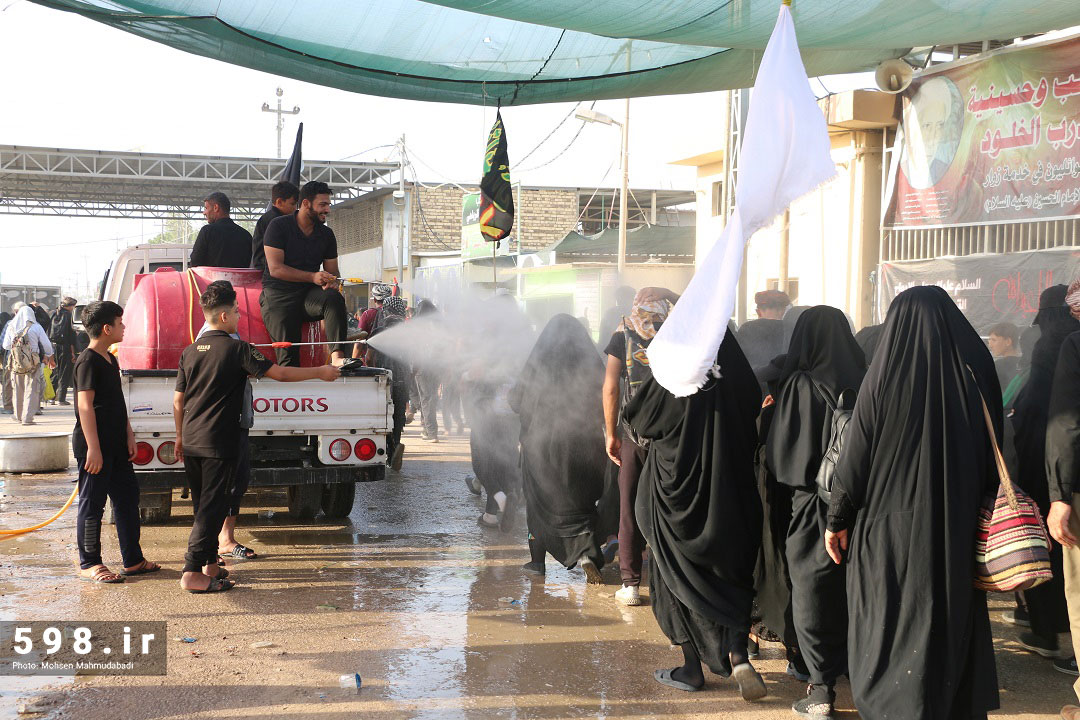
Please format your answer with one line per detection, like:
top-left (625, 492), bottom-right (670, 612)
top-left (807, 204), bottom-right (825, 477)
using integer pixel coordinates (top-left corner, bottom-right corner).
top-left (825, 528), bottom-right (848, 565)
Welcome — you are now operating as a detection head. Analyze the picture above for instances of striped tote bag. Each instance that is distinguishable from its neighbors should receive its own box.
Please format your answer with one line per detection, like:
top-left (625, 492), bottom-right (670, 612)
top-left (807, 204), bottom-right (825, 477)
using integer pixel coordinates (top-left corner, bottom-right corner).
top-left (972, 371), bottom-right (1052, 593)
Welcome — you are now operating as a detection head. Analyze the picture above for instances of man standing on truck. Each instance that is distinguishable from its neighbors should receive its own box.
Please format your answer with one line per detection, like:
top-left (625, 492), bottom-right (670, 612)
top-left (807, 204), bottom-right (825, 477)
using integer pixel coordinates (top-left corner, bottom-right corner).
top-left (189, 192), bottom-right (253, 269)
top-left (250, 181), bottom-right (299, 273)
top-left (259, 181), bottom-right (349, 367)
top-left (174, 281), bottom-right (339, 593)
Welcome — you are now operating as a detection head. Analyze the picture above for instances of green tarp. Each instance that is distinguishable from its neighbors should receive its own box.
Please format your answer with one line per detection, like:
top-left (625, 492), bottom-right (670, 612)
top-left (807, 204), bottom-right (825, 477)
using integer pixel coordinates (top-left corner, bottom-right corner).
top-left (549, 225), bottom-right (695, 260)
top-left (32, 1), bottom-right (1080, 105)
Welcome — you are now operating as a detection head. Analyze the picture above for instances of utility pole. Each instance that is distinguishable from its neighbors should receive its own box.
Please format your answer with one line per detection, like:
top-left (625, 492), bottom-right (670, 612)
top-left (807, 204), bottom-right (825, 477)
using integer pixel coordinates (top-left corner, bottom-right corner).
top-left (617, 42), bottom-right (632, 276)
top-left (261, 87), bottom-right (300, 158)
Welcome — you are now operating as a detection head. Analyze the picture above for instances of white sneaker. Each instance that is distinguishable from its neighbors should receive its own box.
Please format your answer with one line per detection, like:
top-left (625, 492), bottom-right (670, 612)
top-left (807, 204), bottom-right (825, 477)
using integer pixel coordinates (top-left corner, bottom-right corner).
top-left (615, 584), bottom-right (641, 606)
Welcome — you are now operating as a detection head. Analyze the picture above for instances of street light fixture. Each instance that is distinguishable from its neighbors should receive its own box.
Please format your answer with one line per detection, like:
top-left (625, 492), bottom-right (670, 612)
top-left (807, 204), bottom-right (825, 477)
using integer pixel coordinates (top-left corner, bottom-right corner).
top-left (577, 106), bottom-right (630, 275)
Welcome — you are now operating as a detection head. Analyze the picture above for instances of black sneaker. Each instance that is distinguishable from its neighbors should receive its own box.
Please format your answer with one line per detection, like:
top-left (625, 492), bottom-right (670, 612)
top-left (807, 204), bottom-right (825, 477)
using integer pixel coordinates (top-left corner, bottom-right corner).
top-left (1055, 658), bottom-right (1079, 676)
top-left (748, 637), bottom-right (760, 660)
top-left (1019, 631), bottom-right (1066, 659)
top-left (792, 685), bottom-right (835, 718)
top-left (522, 561), bottom-right (546, 576)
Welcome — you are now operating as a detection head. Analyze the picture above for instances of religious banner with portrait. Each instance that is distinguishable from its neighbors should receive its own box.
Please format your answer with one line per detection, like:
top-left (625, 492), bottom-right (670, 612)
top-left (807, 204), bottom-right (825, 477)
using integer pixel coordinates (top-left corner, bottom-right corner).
top-left (886, 35), bottom-right (1080, 227)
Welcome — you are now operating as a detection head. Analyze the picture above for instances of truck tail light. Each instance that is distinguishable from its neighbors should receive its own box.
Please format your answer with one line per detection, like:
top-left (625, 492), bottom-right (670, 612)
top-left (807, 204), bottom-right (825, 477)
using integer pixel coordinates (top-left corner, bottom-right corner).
top-left (354, 438), bottom-right (377, 461)
top-left (328, 438), bottom-right (352, 462)
top-left (157, 441), bottom-right (178, 465)
top-left (133, 442), bottom-right (155, 466)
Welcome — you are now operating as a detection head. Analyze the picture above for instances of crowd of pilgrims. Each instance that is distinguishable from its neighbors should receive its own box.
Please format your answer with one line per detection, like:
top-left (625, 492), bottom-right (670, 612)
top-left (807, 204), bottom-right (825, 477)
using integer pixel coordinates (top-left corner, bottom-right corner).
top-left (407, 278), bottom-right (1080, 719)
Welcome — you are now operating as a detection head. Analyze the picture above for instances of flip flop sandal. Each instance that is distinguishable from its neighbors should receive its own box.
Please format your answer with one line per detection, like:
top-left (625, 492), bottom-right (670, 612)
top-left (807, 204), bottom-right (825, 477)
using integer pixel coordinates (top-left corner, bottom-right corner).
top-left (120, 560), bottom-right (161, 576)
top-left (653, 668), bottom-right (701, 692)
top-left (207, 567), bottom-right (229, 580)
top-left (732, 662), bottom-right (767, 701)
top-left (81, 567), bottom-right (125, 584)
top-left (187, 576), bottom-right (234, 594)
top-left (219, 544), bottom-right (258, 561)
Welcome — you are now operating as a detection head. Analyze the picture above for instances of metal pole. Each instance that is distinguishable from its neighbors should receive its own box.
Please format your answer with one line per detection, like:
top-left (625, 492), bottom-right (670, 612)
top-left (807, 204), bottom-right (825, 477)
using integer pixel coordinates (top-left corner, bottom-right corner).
top-left (261, 87), bottom-right (300, 158)
top-left (398, 135), bottom-right (406, 290)
top-left (618, 44), bottom-right (631, 276)
top-left (778, 209), bottom-right (790, 294)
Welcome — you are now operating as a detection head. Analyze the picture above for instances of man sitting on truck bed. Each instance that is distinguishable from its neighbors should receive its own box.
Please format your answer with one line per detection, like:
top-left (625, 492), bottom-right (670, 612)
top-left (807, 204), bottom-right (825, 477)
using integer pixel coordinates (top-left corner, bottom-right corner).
top-left (175, 280), bottom-right (340, 593)
top-left (259, 180), bottom-right (349, 367)
top-left (251, 180), bottom-right (299, 274)
top-left (189, 192), bottom-right (253, 269)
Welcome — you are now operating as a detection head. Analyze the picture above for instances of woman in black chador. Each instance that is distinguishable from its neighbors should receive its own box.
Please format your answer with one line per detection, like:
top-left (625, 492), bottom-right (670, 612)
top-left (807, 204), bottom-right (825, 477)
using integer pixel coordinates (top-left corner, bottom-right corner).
top-left (765, 306), bottom-right (866, 718)
top-left (825, 286), bottom-right (1000, 720)
top-left (509, 314), bottom-right (611, 581)
top-left (625, 328), bottom-right (767, 701)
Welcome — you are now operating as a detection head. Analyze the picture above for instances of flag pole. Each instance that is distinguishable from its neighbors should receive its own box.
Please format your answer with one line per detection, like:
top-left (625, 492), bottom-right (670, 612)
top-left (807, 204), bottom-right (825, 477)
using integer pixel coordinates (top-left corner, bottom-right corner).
top-left (492, 241), bottom-right (497, 287)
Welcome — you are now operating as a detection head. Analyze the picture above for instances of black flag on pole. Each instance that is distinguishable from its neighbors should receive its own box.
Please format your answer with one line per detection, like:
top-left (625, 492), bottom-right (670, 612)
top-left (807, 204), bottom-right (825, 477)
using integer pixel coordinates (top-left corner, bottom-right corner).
top-left (265, 123), bottom-right (303, 213)
top-left (479, 111), bottom-right (514, 244)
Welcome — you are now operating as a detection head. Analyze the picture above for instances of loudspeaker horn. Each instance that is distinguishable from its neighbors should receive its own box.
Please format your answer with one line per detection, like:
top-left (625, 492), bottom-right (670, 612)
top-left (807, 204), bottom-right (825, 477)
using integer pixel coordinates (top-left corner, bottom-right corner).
top-left (875, 59), bottom-right (913, 94)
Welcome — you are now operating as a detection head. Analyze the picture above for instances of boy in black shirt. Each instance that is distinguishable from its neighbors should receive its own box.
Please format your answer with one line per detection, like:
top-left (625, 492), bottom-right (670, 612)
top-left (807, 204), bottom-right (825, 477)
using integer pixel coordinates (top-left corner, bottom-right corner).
top-left (174, 281), bottom-right (339, 593)
top-left (73, 301), bottom-right (159, 584)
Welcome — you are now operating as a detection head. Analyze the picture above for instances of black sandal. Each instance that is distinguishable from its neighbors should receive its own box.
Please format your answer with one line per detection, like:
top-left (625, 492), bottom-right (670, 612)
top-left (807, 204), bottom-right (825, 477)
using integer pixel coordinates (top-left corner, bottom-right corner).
top-left (186, 576), bottom-right (234, 594)
top-left (218, 544), bottom-right (257, 561)
top-left (121, 560), bottom-right (161, 576)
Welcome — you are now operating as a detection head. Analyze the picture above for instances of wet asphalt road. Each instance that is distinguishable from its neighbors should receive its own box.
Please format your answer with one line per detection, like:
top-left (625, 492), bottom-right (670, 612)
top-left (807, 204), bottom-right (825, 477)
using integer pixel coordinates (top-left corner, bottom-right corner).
top-left (0, 418), bottom-right (1072, 719)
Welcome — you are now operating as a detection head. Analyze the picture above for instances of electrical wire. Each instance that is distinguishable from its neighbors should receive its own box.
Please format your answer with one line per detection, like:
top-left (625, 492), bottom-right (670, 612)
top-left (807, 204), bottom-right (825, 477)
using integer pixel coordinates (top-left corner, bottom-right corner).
top-left (516, 100), bottom-right (594, 167)
top-left (337, 144), bottom-right (397, 161)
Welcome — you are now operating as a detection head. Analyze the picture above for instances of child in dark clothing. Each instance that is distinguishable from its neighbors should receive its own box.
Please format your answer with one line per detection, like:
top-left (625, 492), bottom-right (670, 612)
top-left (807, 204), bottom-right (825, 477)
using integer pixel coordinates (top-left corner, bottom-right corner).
top-left (174, 281), bottom-right (339, 593)
top-left (73, 301), bottom-right (159, 584)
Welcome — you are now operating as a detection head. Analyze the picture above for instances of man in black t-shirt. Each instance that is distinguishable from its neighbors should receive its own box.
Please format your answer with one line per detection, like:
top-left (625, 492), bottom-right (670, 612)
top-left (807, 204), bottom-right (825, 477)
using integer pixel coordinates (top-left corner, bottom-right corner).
top-left (49, 297), bottom-right (78, 405)
top-left (72, 301), bottom-right (159, 584)
top-left (259, 180), bottom-right (349, 367)
top-left (251, 180), bottom-right (299, 273)
top-left (175, 281), bottom-right (339, 593)
top-left (189, 192), bottom-right (253, 269)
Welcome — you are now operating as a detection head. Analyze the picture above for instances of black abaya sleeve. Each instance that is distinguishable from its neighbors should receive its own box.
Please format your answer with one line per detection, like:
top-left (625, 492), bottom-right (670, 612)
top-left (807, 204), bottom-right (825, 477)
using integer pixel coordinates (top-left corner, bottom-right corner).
top-left (1047, 332), bottom-right (1080, 504)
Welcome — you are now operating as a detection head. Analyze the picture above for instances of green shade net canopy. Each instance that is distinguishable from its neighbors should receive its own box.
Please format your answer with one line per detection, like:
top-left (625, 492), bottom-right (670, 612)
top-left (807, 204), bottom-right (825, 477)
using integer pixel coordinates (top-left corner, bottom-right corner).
top-left (32, 0), bottom-right (1080, 105)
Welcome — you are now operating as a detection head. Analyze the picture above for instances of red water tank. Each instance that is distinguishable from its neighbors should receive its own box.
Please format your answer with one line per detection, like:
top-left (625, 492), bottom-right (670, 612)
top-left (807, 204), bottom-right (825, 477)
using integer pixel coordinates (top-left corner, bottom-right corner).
top-left (117, 267), bottom-right (327, 369)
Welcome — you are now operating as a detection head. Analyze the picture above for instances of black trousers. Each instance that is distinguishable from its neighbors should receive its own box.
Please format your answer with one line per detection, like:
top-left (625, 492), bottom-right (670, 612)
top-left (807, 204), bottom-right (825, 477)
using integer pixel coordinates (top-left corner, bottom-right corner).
top-left (183, 456), bottom-right (236, 572)
top-left (52, 346), bottom-right (74, 402)
top-left (228, 432), bottom-right (251, 517)
top-left (387, 381), bottom-right (408, 460)
top-left (786, 489), bottom-right (848, 688)
top-left (417, 370), bottom-right (440, 436)
top-left (76, 455), bottom-right (144, 570)
top-left (259, 286), bottom-right (348, 366)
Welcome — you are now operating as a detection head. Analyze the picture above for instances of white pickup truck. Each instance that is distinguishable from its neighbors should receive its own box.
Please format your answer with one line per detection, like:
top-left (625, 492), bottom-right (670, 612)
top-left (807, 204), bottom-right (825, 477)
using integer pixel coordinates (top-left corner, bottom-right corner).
top-left (100, 244), bottom-right (391, 523)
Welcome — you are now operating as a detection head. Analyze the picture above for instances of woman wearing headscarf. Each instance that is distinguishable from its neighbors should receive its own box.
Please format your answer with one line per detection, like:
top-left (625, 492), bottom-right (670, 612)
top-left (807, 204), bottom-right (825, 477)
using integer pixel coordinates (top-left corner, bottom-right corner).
top-left (824, 286), bottom-right (1000, 720)
top-left (625, 328), bottom-right (767, 701)
top-left (764, 306), bottom-right (866, 718)
top-left (509, 315), bottom-right (611, 581)
top-left (1010, 285), bottom-right (1080, 665)
top-left (464, 292), bottom-right (531, 530)
top-left (1, 306), bottom-right (55, 425)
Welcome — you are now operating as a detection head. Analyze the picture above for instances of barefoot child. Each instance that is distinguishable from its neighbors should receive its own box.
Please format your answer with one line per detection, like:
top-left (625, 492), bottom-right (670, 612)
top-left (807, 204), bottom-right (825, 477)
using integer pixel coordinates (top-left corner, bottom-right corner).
top-left (174, 281), bottom-right (339, 593)
top-left (73, 301), bottom-right (159, 583)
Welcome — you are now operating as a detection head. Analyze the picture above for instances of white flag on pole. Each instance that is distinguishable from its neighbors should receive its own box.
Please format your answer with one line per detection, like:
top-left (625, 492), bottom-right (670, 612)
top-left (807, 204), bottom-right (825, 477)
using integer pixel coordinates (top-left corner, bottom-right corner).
top-left (646, 3), bottom-right (836, 397)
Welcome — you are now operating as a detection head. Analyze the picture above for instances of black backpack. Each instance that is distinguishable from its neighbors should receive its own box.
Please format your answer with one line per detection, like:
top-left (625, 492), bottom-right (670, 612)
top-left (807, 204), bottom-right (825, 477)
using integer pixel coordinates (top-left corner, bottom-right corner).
top-left (811, 379), bottom-right (857, 503)
top-left (49, 309), bottom-right (68, 345)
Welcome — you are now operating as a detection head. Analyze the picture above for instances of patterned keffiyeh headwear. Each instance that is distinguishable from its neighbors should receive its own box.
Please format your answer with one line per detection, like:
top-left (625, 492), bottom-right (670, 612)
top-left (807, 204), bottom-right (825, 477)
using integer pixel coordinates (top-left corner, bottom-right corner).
top-left (382, 295), bottom-right (408, 318)
top-left (1067, 277), bottom-right (1080, 320)
top-left (618, 299), bottom-right (673, 341)
top-left (371, 283), bottom-right (393, 302)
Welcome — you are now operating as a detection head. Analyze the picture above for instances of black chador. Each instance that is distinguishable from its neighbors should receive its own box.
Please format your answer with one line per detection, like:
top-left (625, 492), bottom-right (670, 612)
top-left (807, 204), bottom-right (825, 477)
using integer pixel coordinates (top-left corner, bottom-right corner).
top-left (828, 286), bottom-right (1000, 720)
top-left (509, 315), bottom-right (612, 574)
top-left (625, 329), bottom-right (766, 699)
top-left (765, 306), bottom-right (865, 709)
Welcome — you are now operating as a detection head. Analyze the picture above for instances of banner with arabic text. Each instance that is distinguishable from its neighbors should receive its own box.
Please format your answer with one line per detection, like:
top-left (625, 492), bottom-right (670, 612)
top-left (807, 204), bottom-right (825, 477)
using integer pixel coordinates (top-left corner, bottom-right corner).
top-left (887, 36), bottom-right (1080, 227)
top-left (877, 247), bottom-right (1080, 332)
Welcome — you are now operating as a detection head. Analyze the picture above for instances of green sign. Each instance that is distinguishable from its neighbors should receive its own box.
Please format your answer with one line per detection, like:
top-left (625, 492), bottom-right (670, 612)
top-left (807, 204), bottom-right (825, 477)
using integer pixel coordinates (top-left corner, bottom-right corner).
top-left (461, 192), bottom-right (510, 261)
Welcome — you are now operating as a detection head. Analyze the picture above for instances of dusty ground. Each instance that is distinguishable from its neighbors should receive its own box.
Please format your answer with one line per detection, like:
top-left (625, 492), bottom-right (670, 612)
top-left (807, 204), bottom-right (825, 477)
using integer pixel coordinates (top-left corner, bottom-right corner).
top-left (0, 404), bottom-right (1073, 719)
